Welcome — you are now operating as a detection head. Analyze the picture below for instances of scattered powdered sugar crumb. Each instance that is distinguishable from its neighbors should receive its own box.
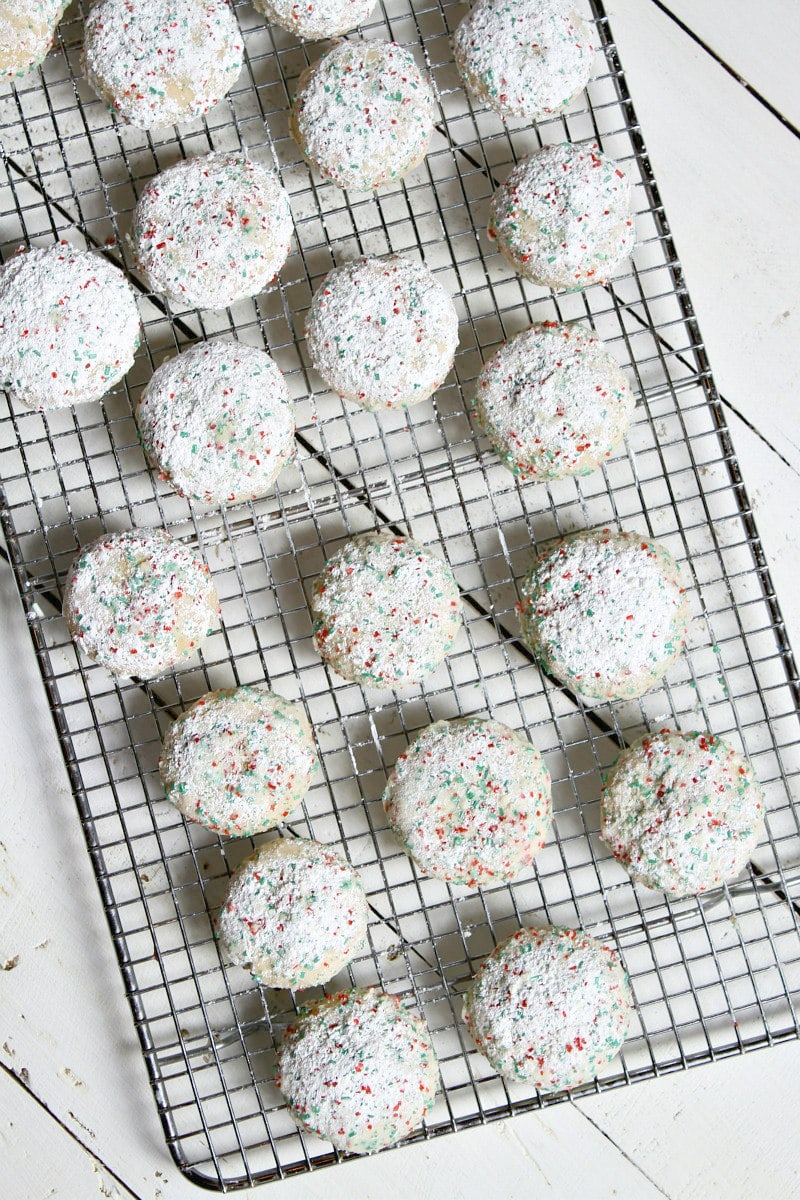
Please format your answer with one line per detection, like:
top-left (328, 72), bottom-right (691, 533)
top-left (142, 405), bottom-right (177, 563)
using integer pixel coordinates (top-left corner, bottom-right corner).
top-left (382, 716), bottom-right (552, 887)
top-left (253, 0), bottom-right (375, 40)
top-left (131, 153), bottom-right (292, 310)
top-left (0, 242), bottom-right (140, 411)
top-left (276, 987), bottom-right (439, 1154)
top-left (462, 926), bottom-right (632, 1091)
top-left (454, 0), bottom-right (595, 121)
top-left (601, 729), bottom-right (766, 895)
top-left (489, 141), bottom-right (636, 289)
top-left (159, 686), bottom-right (318, 838)
top-left (62, 528), bottom-right (220, 680)
top-left (291, 40), bottom-right (436, 192)
top-left (215, 838), bottom-right (368, 989)
top-left (472, 320), bottom-right (634, 481)
top-left (519, 527), bottom-right (689, 701)
top-left (83, 0), bottom-right (243, 130)
top-left (305, 254), bottom-right (459, 411)
top-left (311, 533), bottom-right (463, 688)
top-left (135, 340), bottom-right (295, 505)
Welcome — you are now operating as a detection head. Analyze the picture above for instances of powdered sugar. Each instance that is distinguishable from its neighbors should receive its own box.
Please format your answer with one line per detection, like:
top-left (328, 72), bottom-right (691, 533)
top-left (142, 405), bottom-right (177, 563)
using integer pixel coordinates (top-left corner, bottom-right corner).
top-left (290, 39), bottom-right (436, 193)
top-left (159, 686), bottom-right (318, 838)
top-left (215, 837), bottom-right (368, 989)
top-left (453, 0), bottom-right (595, 121)
top-left (472, 320), bottom-right (634, 480)
top-left (62, 528), bottom-right (220, 679)
top-left (276, 987), bottom-right (438, 1154)
top-left (253, 0), bottom-right (375, 40)
top-left (0, 242), bottom-right (140, 411)
top-left (83, 0), bottom-right (243, 130)
top-left (305, 254), bottom-right (459, 411)
top-left (382, 717), bottom-right (552, 887)
top-left (462, 926), bottom-right (632, 1091)
top-left (601, 729), bottom-right (765, 895)
top-left (131, 153), bottom-right (292, 310)
top-left (519, 527), bottom-right (689, 701)
top-left (311, 533), bottom-right (463, 688)
top-left (135, 340), bottom-right (295, 506)
top-left (489, 141), bottom-right (636, 289)
top-left (0, 0), bottom-right (66, 79)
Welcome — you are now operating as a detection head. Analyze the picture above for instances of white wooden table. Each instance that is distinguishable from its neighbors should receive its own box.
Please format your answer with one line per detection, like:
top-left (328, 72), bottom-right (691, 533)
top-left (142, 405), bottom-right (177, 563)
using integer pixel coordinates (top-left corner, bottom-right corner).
top-left (2, 2), bottom-right (800, 1196)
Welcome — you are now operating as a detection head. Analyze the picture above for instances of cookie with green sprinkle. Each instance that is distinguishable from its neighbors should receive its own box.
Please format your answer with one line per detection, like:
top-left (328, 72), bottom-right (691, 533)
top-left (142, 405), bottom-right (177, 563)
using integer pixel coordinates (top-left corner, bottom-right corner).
top-left (252, 0), bottom-right (375, 40)
top-left (0, 0), bottom-right (67, 80)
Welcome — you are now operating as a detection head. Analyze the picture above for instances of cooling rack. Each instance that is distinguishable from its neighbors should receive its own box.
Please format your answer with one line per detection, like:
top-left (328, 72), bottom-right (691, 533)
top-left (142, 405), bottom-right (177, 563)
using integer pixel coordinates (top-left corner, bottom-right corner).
top-left (2, 0), bottom-right (800, 1189)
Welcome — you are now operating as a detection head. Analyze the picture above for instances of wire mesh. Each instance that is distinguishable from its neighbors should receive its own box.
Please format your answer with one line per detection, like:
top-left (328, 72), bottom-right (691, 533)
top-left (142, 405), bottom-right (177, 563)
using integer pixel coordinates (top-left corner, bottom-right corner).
top-left (1, 0), bottom-right (800, 1189)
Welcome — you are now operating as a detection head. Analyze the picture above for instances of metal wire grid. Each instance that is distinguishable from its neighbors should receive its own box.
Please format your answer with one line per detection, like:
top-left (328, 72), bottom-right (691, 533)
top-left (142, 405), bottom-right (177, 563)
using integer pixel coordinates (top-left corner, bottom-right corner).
top-left (2, 0), bottom-right (800, 1188)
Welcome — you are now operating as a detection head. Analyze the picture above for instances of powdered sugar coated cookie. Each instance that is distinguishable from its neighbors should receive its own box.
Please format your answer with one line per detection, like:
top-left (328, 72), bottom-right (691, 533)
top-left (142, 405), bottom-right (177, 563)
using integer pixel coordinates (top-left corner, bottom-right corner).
top-left (463, 925), bottom-right (632, 1091)
top-left (252, 0), bottom-right (375, 40)
top-left (518, 528), bottom-right (689, 701)
top-left (0, 0), bottom-right (67, 80)
top-left (131, 153), bottom-right (292, 310)
top-left (0, 242), bottom-right (140, 411)
top-left (305, 254), bottom-right (459, 411)
top-left (62, 528), bottom-right (220, 679)
top-left (382, 717), bottom-right (552, 887)
top-left (215, 837), bottom-right (368, 989)
top-left (290, 39), bottom-right (436, 192)
top-left (489, 141), bottom-right (636, 289)
top-left (83, 0), bottom-right (243, 130)
top-left (471, 321), bottom-right (634, 480)
top-left (135, 340), bottom-right (295, 505)
top-left (159, 686), bottom-right (318, 837)
top-left (601, 729), bottom-right (765, 895)
top-left (276, 987), bottom-right (438, 1153)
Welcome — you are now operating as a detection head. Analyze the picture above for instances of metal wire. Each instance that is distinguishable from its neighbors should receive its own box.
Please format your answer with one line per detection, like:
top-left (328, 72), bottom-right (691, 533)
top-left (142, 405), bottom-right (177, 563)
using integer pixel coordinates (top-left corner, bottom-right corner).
top-left (2, 0), bottom-right (800, 1189)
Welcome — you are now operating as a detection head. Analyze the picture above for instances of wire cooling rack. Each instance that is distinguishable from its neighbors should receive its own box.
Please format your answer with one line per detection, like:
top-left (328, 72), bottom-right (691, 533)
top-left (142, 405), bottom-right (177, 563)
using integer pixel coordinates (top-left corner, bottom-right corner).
top-left (2, 0), bottom-right (800, 1189)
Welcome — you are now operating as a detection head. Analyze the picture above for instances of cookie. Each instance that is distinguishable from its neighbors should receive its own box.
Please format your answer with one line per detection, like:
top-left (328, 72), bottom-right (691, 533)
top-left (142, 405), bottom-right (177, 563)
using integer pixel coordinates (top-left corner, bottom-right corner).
top-left (601, 728), bottom-right (765, 895)
top-left (454, 0), bottom-right (596, 122)
top-left (518, 527), bottom-right (689, 701)
top-left (488, 141), bottom-right (636, 289)
top-left (159, 686), bottom-right (318, 837)
top-left (62, 528), bottom-right (220, 679)
top-left (382, 717), bottom-right (552, 887)
top-left (471, 321), bottom-right (634, 480)
top-left (310, 533), bottom-right (462, 688)
top-left (290, 39), bottom-right (436, 192)
top-left (276, 987), bottom-right (438, 1153)
top-left (252, 0), bottom-right (375, 41)
top-left (0, 0), bottom-right (66, 80)
top-left (0, 242), bottom-right (140, 411)
top-left (462, 925), bottom-right (633, 1091)
top-left (135, 340), bottom-right (295, 505)
top-left (215, 837), bottom-right (368, 989)
top-left (305, 254), bottom-right (459, 411)
top-left (131, 153), bottom-right (292, 310)
top-left (83, 0), bottom-right (243, 130)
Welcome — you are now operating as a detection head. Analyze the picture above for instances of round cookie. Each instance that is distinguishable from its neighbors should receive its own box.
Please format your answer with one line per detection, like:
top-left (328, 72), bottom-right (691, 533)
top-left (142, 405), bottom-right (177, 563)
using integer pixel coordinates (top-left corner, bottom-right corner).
top-left (290, 39), bottom-right (436, 192)
top-left (305, 254), bottom-right (459, 411)
top-left (1, 0), bottom-right (66, 81)
top-left (83, 0), bottom-right (243, 130)
top-left (488, 141), bottom-right (636, 290)
top-left (471, 321), bottom-right (634, 480)
top-left (131, 153), bottom-right (292, 310)
top-left (310, 533), bottom-right (462, 688)
top-left (135, 340), bottom-right (295, 506)
top-left (382, 717), bottom-right (552, 887)
top-left (0, 242), bottom-right (140, 411)
top-left (252, 0), bottom-right (375, 40)
top-left (215, 837), bottom-right (368, 989)
top-left (601, 728), bottom-right (765, 896)
top-left (276, 987), bottom-right (438, 1154)
top-left (518, 527), bottom-right (689, 702)
top-left (454, 0), bottom-right (596, 122)
top-left (462, 925), bottom-right (632, 1091)
top-left (159, 686), bottom-right (318, 837)
top-left (62, 528), bottom-right (220, 679)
